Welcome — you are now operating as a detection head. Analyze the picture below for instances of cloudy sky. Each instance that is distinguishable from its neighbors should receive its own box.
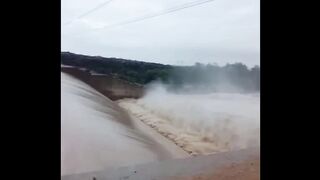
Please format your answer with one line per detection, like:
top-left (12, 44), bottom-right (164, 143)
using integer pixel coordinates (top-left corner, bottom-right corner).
top-left (62, 0), bottom-right (260, 67)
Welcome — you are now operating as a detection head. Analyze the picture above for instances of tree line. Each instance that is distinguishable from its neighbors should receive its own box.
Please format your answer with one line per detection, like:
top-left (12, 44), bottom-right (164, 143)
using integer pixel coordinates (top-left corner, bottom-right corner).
top-left (61, 52), bottom-right (260, 92)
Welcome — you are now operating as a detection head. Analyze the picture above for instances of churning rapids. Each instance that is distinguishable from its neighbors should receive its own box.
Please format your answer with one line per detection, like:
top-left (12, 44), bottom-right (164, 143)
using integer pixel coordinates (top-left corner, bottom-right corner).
top-left (118, 84), bottom-right (260, 156)
top-left (61, 72), bottom-right (260, 176)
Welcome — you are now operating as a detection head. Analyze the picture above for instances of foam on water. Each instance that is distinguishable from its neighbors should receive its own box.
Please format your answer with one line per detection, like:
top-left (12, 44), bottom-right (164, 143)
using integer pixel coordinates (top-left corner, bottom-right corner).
top-left (118, 85), bottom-right (260, 155)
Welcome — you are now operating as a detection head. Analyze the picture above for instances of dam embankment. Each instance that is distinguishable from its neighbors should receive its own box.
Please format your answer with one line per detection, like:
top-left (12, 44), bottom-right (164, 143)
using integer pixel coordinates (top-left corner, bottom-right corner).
top-left (61, 65), bottom-right (144, 100)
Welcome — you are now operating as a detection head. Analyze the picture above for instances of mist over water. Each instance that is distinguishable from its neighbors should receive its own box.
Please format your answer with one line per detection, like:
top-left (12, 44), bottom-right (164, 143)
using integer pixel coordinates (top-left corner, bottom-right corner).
top-left (135, 83), bottom-right (260, 152)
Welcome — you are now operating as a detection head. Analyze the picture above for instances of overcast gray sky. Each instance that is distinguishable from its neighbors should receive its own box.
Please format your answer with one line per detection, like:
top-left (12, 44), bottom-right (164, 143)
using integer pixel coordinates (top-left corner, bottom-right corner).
top-left (61, 0), bottom-right (260, 67)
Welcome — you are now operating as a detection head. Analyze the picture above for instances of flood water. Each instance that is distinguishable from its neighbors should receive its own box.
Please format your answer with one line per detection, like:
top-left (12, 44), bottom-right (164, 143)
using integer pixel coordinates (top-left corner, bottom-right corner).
top-left (118, 85), bottom-right (260, 155)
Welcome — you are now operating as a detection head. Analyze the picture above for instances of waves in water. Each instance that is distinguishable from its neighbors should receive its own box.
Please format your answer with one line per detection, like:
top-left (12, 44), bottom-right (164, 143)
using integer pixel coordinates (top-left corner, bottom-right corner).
top-left (118, 85), bottom-right (260, 155)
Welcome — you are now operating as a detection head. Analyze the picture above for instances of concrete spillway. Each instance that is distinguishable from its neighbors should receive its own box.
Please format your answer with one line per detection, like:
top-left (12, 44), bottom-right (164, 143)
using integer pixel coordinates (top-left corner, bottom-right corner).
top-left (61, 72), bottom-right (188, 176)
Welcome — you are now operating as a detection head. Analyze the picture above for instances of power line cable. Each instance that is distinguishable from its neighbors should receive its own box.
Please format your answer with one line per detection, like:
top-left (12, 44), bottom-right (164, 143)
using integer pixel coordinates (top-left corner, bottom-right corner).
top-left (63, 0), bottom-right (115, 26)
top-left (96, 0), bottom-right (215, 30)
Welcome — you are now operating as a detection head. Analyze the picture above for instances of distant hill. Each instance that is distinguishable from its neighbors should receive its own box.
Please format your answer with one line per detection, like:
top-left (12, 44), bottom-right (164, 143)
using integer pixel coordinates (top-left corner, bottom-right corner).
top-left (61, 52), bottom-right (260, 92)
top-left (61, 52), bottom-right (172, 84)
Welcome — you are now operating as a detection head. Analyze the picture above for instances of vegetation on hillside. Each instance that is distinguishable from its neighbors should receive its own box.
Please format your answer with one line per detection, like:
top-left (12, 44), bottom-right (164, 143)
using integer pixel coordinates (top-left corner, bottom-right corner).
top-left (61, 52), bottom-right (260, 92)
